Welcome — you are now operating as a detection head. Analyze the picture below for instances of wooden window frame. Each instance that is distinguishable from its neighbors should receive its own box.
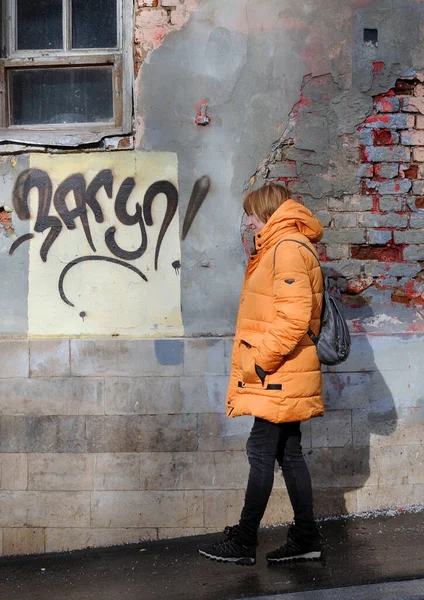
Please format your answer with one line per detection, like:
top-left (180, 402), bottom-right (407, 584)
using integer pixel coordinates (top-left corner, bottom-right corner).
top-left (0, 0), bottom-right (133, 146)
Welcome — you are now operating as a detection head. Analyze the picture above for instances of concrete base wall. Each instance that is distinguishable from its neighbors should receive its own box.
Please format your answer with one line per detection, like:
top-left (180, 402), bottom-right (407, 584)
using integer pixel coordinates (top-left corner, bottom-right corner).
top-left (0, 335), bottom-right (422, 556)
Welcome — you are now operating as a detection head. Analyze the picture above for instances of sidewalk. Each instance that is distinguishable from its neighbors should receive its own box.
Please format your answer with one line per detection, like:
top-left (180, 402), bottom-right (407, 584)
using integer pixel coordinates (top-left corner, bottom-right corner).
top-left (0, 509), bottom-right (423, 600)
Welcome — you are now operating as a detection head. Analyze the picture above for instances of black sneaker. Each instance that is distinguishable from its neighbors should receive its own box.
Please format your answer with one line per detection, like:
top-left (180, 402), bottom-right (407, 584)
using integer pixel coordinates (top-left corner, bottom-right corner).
top-left (266, 524), bottom-right (322, 563)
top-left (197, 525), bottom-right (257, 566)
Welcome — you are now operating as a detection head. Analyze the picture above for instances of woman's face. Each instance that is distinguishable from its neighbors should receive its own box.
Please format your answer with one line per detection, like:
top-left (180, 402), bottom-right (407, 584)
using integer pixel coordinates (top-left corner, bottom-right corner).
top-left (246, 213), bottom-right (266, 234)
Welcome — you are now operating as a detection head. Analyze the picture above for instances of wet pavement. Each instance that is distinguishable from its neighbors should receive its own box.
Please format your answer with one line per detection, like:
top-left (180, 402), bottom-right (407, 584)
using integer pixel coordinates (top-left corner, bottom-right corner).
top-left (0, 509), bottom-right (423, 600)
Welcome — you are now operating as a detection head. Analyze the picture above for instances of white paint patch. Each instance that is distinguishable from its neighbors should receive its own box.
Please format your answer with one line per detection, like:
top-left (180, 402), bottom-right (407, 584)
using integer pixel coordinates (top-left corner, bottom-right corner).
top-left (27, 151), bottom-right (183, 338)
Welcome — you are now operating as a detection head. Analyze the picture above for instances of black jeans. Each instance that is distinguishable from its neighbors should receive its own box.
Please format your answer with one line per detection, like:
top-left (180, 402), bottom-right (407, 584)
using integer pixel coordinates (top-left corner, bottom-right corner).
top-left (239, 418), bottom-right (315, 535)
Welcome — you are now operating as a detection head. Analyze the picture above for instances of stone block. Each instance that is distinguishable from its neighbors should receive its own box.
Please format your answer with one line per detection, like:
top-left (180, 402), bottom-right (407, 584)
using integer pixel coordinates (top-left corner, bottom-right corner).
top-left (91, 491), bottom-right (203, 528)
top-left (332, 213), bottom-right (357, 228)
top-left (0, 416), bottom-right (86, 453)
top-left (105, 377), bottom-right (180, 415)
top-left (325, 245), bottom-right (350, 260)
top-left (412, 180), bottom-right (424, 195)
top-left (204, 489), bottom-right (246, 528)
top-left (262, 489), bottom-right (294, 525)
top-left (310, 410), bottom-right (352, 448)
top-left (45, 528), bottom-right (157, 553)
top-left (356, 484), bottom-right (424, 512)
top-left (358, 213), bottom-right (407, 228)
top-left (3, 528), bottom-right (45, 556)
top-left (364, 114), bottom-right (414, 129)
top-left (374, 179), bottom-right (411, 195)
top-left (198, 414), bottom-right (252, 451)
top-left (328, 195), bottom-right (373, 212)
top-left (408, 446), bottom-right (424, 484)
top-left (378, 195), bottom-right (405, 212)
top-left (323, 370), bottom-right (422, 412)
top-left (71, 339), bottom-right (183, 377)
top-left (376, 163), bottom-right (399, 178)
top-left (180, 376), bottom-right (228, 414)
top-left (323, 260), bottom-right (363, 278)
top-left (369, 446), bottom-right (408, 486)
top-left (364, 146), bottom-right (410, 162)
top-left (353, 406), bottom-right (424, 447)
top-left (313, 488), bottom-right (358, 517)
top-left (363, 262), bottom-right (421, 278)
top-left (184, 338), bottom-right (226, 376)
top-left (29, 340), bottom-right (70, 377)
top-left (0, 454), bottom-right (27, 490)
top-left (394, 230), bottom-right (424, 244)
top-left (105, 375), bottom-right (228, 416)
top-left (368, 229), bottom-right (392, 245)
top-left (328, 334), bottom-right (424, 373)
top-left (86, 414), bottom-right (198, 453)
top-left (28, 454), bottom-right (95, 491)
top-left (0, 378), bottom-right (104, 416)
top-left (140, 451), bottom-right (248, 490)
top-left (305, 446), bottom-right (372, 488)
top-left (323, 229), bottom-right (366, 244)
top-left (0, 340), bottom-right (29, 378)
top-left (0, 491), bottom-right (90, 527)
top-left (409, 213), bottom-right (424, 228)
top-left (224, 338), bottom-right (234, 375)
top-left (95, 454), bottom-right (140, 491)
top-left (403, 246), bottom-right (424, 261)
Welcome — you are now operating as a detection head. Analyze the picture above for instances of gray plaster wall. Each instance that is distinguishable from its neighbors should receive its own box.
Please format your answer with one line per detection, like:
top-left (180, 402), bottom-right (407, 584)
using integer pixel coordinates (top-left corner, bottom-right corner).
top-left (0, 155), bottom-right (29, 337)
top-left (138, 0), bottom-right (424, 336)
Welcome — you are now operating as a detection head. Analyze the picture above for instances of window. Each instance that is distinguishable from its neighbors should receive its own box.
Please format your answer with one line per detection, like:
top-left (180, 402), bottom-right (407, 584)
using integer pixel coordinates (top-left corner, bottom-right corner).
top-left (0, 0), bottom-right (133, 145)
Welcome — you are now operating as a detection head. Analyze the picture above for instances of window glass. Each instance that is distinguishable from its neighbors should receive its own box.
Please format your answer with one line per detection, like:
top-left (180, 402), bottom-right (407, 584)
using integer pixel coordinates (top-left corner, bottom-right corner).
top-left (17, 0), bottom-right (63, 50)
top-left (72, 0), bottom-right (118, 49)
top-left (10, 67), bottom-right (114, 125)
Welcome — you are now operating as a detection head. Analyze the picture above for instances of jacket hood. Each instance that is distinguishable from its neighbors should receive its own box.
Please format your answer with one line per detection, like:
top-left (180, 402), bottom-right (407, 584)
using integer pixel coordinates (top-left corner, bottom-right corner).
top-left (256, 199), bottom-right (324, 250)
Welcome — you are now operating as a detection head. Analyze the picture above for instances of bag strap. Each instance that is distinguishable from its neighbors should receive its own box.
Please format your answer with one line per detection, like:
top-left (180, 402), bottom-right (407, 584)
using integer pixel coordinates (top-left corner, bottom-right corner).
top-left (273, 238), bottom-right (323, 343)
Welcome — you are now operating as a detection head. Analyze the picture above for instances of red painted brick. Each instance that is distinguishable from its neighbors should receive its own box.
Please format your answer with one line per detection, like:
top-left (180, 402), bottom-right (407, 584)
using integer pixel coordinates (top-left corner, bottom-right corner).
top-left (351, 245), bottom-right (402, 262)
top-left (403, 164), bottom-right (419, 179)
top-left (373, 129), bottom-right (399, 146)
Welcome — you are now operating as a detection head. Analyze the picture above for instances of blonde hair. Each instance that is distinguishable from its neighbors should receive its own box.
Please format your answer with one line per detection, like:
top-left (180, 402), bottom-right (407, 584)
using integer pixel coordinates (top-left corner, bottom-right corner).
top-left (243, 183), bottom-right (290, 224)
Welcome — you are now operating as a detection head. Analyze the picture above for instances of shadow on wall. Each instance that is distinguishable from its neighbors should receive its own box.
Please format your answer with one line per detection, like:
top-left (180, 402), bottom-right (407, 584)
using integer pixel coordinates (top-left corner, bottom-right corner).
top-left (305, 277), bottom-right (398, 523)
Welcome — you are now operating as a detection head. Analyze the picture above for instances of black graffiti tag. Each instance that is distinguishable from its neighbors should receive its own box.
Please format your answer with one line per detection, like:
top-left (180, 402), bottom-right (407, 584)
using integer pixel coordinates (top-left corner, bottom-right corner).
top-left (9, 169), bottom-right (210, 307)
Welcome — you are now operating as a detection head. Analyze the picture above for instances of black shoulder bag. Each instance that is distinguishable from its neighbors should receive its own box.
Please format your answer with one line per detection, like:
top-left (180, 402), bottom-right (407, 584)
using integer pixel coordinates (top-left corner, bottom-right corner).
top-left (277, 239), bottom-right (351, 366)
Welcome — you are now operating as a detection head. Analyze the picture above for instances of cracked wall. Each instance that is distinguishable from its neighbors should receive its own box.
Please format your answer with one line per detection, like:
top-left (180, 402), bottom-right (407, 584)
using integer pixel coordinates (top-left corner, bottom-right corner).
top-left (138, 0), bottom-right (424, 335)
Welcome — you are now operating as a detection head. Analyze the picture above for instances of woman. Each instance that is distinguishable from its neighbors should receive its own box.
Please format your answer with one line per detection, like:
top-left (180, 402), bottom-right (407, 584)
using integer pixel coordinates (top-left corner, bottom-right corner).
top-left (198, 183), bottom-right (325, 566)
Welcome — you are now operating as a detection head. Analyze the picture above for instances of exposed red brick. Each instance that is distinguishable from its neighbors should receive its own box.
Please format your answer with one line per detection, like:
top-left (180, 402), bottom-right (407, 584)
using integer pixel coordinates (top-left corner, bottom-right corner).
top-left (351, 245), bottom-right (402, 262)
top-left (416, 196), bottom-right (424, 208)
top-left (394, 79), bottom-right (415, 96)
top-left (403, 164), bottom-right (418, 179)
top-left (391, 289), bottom-right (410, 305)
top-left (373, 129), bottom-right (397, 146)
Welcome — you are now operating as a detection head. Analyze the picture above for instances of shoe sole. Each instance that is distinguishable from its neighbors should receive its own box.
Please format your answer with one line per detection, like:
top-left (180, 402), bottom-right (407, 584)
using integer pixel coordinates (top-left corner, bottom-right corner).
top-left (198, 549), bottom-right (256, 566)
top-left (267, 550), bottom-right (322, 563)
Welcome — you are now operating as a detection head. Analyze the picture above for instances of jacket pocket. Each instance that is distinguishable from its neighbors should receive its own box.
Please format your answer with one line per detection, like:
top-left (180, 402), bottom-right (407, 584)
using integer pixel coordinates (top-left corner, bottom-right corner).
top-left (240, 340), bottom-right (261, 385)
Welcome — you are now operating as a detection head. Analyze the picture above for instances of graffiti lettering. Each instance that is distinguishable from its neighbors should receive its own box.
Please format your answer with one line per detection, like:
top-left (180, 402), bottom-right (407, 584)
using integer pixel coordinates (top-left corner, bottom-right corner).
top-left (9, 168), bottom-right (210, 309)
top-left (10, 169), bottom-right (179, 268)
top-left (59, 255), bottom-right (148, 307)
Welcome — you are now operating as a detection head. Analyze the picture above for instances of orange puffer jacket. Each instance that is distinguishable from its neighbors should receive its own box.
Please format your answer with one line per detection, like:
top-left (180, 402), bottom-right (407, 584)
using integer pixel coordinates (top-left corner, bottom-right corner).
top-left (226, 199), bottom-right (325, 424)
